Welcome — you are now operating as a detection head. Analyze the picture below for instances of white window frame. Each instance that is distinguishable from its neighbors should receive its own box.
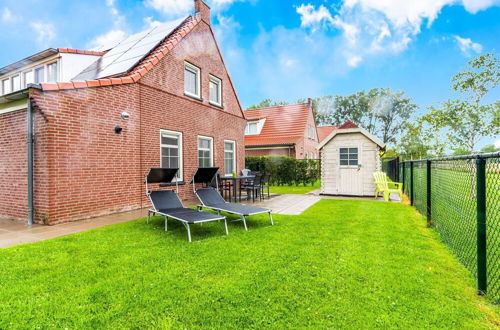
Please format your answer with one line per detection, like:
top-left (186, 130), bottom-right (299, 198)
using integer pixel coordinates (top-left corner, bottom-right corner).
top-left (46, 61), bottom-right (58, 82)
top-left (184, 61), bottom-right (201, 99)
top-left (245, 122), bottom-right (259, 136)
top-left (339, 147), bottom-right (359, 167)
top-left (198, 135), bottom-right (214, 168)
top-left (2, 78), bottom-right (11, 95)
top-left (23, 71), bottom-right (34, 88)
top-left (160, 129), bottom-right (183, 181)
top-left (34, 66), bottom-right (45, 84)
top-left (209, 75), bottom-right (222, 106)
top-left (224, 140), bottom-right (236, 175)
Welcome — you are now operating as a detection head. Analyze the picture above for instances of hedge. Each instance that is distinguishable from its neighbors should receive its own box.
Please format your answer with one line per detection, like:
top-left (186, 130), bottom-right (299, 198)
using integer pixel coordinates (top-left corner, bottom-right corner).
top-left (245, 156), bottom-right (320, 186)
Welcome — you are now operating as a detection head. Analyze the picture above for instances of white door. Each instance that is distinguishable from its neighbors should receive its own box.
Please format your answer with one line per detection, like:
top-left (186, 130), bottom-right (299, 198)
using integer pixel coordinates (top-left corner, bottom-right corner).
top-left (338, 146), bottom-right (363, 195)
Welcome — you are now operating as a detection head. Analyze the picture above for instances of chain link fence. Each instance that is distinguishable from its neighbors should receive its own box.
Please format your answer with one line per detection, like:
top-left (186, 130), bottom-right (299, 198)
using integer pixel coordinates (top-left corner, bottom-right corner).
top-left (400, 152), bottom-right (500, 302)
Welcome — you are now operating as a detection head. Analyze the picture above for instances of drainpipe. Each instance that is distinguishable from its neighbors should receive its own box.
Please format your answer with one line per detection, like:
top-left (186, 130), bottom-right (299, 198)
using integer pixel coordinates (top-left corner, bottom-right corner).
top-left (27, 98), bottom-right (34, 226)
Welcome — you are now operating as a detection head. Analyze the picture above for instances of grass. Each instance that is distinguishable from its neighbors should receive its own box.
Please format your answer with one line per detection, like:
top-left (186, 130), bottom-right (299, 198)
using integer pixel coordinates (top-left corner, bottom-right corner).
top-left (1, 199), bottom-right (500, 328)
top-left (268, 180), bottom-right (320, 194)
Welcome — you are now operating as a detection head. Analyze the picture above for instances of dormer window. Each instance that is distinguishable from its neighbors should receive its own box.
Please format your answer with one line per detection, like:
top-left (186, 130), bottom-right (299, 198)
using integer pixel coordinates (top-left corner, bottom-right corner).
top-left (245, 121), bottom-right (258, 135)
top-left (2, 78), bottom-right (10, 95)
top-left (184, 62), bottom-right (200, 99)
top-left (47, 62), bottom-right (58, 82)
top-left (34, 66), bottom-right (44, 83)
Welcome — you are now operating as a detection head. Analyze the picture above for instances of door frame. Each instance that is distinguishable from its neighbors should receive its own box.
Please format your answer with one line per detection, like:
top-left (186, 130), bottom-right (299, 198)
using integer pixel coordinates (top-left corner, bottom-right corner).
top-left (337, 144), bottom-right (363, 195)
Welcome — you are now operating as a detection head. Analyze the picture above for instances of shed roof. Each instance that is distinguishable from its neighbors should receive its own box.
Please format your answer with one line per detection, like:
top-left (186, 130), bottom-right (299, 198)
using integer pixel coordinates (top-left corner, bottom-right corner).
top-left (318, 125), bottom-right (385, 150)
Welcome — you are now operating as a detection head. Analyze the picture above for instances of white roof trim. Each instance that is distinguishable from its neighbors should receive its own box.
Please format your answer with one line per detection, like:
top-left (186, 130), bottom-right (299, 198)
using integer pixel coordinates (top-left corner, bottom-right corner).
top-left (317, 127), bottom-right (385, 150)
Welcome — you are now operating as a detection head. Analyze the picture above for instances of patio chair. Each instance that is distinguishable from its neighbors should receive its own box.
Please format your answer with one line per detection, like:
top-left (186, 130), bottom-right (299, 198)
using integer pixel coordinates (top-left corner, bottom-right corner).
top-left (373, 171), bottom-right (403, 202)
top-left (192, 168), bottom-right (273, 230)
top-left (241, 172), bottom-right (263, 202)
top-left (145, 168), bottom-right (228, 242)
top-left (260, 172), bottom-right (271, 199)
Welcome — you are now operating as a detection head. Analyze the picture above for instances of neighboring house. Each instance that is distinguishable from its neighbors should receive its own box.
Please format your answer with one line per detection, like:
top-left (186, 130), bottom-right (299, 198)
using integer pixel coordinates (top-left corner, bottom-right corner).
top-left (318, 122), bottom-right (385, 196)
top-left (0, 0), bottom-right (246, 225)
top-left (244, 100), bottom-right (319, 159)
top-left (317, 125), bottom-right (337, 145)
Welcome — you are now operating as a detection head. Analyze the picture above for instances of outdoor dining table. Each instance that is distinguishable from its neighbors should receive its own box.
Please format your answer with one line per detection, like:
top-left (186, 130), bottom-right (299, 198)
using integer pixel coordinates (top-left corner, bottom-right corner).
top-left (219, 175), bottom-right (255, 203)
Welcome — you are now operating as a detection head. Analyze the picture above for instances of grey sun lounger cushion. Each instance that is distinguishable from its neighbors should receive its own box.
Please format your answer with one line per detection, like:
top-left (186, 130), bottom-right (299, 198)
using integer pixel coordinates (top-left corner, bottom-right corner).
top-left (150, 190), bottom-right (223, 223)
top-left (196, 188), bottom-right (270, 216)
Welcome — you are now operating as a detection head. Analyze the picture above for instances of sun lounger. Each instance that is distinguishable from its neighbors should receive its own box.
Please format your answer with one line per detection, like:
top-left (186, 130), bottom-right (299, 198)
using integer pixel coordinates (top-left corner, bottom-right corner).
top-left (192, 167), bottom-right (273, 230)
top-left (145, 168), bottom-right (227, 242)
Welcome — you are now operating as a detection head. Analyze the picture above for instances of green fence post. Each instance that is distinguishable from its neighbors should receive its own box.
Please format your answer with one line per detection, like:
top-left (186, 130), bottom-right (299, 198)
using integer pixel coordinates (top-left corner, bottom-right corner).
top-left (410, 161), bottom-right (414, 206)
top-left (476, 157), bottom-right (487, 295)
top-left (426, 159), bottom-right (432, 227)
top-left (402, 162), bottom-right (405, 193)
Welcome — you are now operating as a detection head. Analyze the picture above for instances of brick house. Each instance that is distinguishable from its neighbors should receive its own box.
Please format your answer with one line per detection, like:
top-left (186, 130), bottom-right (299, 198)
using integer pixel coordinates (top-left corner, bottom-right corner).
top-left (0, 0), bottom-right (246, 225)
top-left (244, 100), bottom-right (319, 159)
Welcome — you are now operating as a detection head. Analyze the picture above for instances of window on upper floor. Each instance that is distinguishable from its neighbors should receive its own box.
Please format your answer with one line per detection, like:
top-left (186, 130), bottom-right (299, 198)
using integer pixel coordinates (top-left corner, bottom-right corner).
top-left (2, 78), bottom-right (11, 95)
top-left (47, 62), bottom-right (58, 82)
top-left (24, 71), bottom-right (34, 87)
top-left (308, 125), bottom-right (316, 140)
top-left (11, 75), bottom-right (21, 92)
top-left (198, 136), bottom-right (213, 168)
top-left (184, 62), bottom-right (200, 99)
top-left (245, 122), bottom-right (258, 136)
top-left (209, 75), bottom-right (222, 106)
top-left (34, 66), bottom-right (44, 84)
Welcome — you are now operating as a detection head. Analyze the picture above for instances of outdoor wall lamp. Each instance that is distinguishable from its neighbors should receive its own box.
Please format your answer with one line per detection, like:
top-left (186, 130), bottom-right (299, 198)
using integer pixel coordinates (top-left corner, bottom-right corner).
top-left (115, 112), bottom-right (130, 134)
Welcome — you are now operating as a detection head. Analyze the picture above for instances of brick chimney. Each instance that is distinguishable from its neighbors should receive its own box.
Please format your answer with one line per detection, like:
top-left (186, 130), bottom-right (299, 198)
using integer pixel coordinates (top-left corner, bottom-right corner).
top-left (195, 0), bottom-right (211, 25)
top-left (307, 98), bottom-right (313, 107)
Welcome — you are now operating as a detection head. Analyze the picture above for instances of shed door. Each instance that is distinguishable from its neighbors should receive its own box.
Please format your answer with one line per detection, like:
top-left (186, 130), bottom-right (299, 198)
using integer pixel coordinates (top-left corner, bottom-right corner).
top-left (338, 146), bottom-right (363, 195)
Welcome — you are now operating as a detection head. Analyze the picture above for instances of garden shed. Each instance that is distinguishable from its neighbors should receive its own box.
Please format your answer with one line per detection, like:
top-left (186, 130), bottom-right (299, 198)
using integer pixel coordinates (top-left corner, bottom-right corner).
top-left (318, 122), bottom-right (385, 196)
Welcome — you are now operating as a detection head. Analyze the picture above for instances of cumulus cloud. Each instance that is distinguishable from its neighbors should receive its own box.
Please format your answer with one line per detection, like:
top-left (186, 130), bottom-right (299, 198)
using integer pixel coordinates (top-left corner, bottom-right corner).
top-left (296, 0), bottom-right (498, 67)
top-left (87, 0), bottom-right (127, 50)
top-left (454, 35), bottom-right (483, 56)
top-left (1, 7), bottom-right (17, 23)
top-left (31, 22), bottom-right (56, 47)
top-left (146, 0), bottom-right (192, 17)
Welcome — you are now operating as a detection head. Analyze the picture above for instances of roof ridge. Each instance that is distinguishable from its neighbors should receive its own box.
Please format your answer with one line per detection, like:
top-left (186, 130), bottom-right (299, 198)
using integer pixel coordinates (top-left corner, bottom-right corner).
top-left (244, 102), bottom-right (309, 111)
top-left (39, 15), bottom-right (202, 92)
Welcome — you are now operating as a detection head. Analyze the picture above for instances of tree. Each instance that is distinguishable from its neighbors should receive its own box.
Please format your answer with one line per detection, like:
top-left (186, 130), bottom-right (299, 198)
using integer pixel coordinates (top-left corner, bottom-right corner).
top-left (397, 121), bottom-right (431, 160)
top-left (306, 89), bottom-right (416, 146)
top-left (247, 98), bottom-right (289, 109)
top-left (480, 144), bottom-right (499, 153)
top-left (426, 53), bottom-right (499, 153)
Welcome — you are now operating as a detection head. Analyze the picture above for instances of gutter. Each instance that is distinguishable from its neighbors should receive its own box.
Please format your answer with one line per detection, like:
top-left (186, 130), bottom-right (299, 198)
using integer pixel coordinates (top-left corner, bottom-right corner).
top-left (27, 97), bottom-right (33, 226)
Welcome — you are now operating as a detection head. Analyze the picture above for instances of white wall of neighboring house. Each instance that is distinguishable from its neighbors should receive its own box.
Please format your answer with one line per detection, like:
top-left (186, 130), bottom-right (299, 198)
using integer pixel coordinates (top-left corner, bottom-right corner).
top-left (0, 52), bottom-right (101, 96)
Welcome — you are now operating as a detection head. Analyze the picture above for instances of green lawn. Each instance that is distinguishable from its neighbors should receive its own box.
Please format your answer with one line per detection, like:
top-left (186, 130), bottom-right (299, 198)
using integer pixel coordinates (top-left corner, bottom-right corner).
top-left (1, 200), bottom-right (499, 328)
top-left (269, 180), bottom-right (320, 194)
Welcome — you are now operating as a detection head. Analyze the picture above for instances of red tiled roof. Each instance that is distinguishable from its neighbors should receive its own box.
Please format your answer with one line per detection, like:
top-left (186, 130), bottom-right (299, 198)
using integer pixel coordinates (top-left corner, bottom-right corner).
top-left (244, 103), bottom-right (312, 146)
top-left (39, 15), bottom-right (202, 92)
top-left (338, 121), bottom-right (359, 129)
top-left (57, 48), bottom-right (106, 56)
top-left (317, 125), bottom-right (337, 143)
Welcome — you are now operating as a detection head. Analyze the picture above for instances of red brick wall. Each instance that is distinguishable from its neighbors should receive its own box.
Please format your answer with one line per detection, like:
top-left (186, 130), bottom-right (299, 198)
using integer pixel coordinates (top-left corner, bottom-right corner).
top-left (0, 16), bottom-right (246, 224)
top-left (245, 147), bottom-right (294, 157)
top-left (296, 105), bottom-right (319, 159)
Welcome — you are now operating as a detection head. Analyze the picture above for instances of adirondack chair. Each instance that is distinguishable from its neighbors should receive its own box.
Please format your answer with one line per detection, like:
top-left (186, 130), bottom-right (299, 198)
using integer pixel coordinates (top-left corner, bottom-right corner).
top-left (373, 171), bottom-right (403, 202)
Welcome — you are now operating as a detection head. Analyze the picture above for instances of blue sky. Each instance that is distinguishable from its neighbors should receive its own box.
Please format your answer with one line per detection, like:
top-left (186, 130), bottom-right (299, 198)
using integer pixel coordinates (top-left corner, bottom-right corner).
top-left (1, 0), bottom-right (499, 147)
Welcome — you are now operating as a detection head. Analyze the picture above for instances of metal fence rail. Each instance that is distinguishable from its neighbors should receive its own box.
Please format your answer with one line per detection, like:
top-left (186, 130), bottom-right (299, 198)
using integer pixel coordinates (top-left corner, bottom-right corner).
top-left (400, 152), bottom-right (500, 301)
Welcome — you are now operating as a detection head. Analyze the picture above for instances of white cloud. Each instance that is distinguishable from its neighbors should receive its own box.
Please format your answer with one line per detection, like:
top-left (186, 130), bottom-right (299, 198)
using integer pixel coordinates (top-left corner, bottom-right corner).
top-left (454, 35), bottom-right (483, 56)
top-left (31, 22), bottom-right (56, 47)
top-left (495, 139), bottom-right (500, 149)
top-left (144, 16), bottom-right (163, 28)
top-left (87, 0), bottom-right (127, 50)
top-left (146, 0), bottom-right (192, 17)
top-left (296, 0), bottom-right (497, 67)
top-left (296, 4), bottom-right (333, 33)
top-left (1, 7), bottom-right (16, 23)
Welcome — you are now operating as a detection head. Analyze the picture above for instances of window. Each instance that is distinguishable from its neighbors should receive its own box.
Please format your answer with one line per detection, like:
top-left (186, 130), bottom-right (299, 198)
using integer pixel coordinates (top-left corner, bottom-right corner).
top-left (2, 78), bottom-right (11, 95)
top-left (224, 140), bottom-right (236, 175)
top-left (209, 75), bottom-right (222, 106)
top-left (339, 147), bottom-right (358, 166)
top-left (47, 62), bottom-right (58, 82)
top-left (24, 71), bottom-right (34, 87)
top-left (34, 66), bottom-right (44, 83)
top-left (160, 130), bottom-right (183, 180)
top-left (198, 136), bottom-right (213, 168)
top-left (245, 122), bottom-right (258, 135)
top-left (11, 75), bottom-right (21, 92)
top-left (308, 125), bottom-right (316, 139)
top-left (184, 62), bottom-right (200, 98)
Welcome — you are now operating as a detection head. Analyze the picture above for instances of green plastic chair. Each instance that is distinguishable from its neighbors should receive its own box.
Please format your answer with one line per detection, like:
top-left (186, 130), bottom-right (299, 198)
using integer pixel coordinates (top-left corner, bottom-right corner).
top-left (373, 171), bottom-right (403, 202)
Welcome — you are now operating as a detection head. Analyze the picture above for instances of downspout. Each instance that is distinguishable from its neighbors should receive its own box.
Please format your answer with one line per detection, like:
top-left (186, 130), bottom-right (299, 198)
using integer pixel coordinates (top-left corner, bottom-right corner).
top-left (27, 97), bottom-right (34, 226)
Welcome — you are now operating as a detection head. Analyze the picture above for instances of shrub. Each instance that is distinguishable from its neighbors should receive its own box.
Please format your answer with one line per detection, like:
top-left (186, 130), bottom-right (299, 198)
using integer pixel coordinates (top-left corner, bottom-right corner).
top-left (245, 156), bottom-right (320, 186)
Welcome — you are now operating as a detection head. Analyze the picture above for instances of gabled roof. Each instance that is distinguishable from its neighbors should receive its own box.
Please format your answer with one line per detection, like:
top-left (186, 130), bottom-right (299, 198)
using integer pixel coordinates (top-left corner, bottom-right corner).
top-left (244, 103), bottom-right (312, 147)
top-left (39, 15), bottom-right (203, 92)
top-left (317, 125), bottom-right (337, 144)
top-left (318, 124), bottom-right (385, 150)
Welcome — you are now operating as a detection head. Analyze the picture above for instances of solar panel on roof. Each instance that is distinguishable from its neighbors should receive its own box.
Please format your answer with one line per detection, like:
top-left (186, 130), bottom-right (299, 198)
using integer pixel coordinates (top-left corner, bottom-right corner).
top-left (72, 17), bottom-right (186, 80)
